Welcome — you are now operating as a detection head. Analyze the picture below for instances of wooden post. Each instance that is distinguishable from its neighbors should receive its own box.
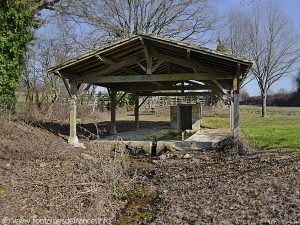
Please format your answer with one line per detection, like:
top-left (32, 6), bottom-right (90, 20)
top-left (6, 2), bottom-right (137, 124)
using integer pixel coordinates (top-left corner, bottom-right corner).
top-left (232, 70), bottom-right (240, 139)
top-left (110, 90), bottom-right (117, 134)
top-left (134, 95), bottom-right (139, 128)
top-left (200, 104), bottom-right (203, 130)
top-left (230, 93), bottom-right (234, 130)
top-left (68, 79), bottom-right (82, 147)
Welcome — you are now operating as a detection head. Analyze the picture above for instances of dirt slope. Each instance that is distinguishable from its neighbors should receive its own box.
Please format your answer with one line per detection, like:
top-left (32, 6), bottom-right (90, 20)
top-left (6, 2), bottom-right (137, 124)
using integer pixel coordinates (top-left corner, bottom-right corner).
top-left (0, 118), bottom-right (130, 223)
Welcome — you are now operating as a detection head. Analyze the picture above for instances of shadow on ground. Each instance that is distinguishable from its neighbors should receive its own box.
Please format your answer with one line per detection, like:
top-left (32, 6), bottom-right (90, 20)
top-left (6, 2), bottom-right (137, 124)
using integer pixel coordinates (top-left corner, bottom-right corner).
top-left (32, 120), bottom-right (170, 140)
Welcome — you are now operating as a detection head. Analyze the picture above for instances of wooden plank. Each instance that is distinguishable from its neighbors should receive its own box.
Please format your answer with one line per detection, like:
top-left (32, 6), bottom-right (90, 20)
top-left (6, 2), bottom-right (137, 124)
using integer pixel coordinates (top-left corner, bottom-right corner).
top-left (138, 91), bottom-right (212, 96)
top-left (77, 73), bottom-right (232, 83)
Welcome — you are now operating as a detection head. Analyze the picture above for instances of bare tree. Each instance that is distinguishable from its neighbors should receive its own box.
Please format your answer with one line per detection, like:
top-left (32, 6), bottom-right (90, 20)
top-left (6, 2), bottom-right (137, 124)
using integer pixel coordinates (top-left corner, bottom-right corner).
top-left (222, 7), bottom-right (251, 57)
top-left (248, 1), bottom-right (299, 117)
top-left (55, 0), bottom-right (217, 44)
top-left (221, 7), bottom-right (254, 88)
top-left (22, 15), bottom-right (81, 109)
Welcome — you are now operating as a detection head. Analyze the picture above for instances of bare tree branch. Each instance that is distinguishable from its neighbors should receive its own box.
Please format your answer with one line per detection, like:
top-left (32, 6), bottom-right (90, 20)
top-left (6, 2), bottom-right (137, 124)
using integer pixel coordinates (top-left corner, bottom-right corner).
top-left (55, 0), bottom-right (217, 44)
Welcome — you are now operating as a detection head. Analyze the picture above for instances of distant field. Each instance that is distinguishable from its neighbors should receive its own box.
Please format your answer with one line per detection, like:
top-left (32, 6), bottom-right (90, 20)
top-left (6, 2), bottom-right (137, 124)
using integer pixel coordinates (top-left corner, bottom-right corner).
top-left (203, 106), bottom-right (300, 149)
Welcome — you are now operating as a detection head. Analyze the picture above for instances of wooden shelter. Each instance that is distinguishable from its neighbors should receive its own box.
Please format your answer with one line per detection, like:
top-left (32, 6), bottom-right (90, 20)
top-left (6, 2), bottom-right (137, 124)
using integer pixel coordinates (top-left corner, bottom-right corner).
top-left (48, 34), bottom-right (252, 147)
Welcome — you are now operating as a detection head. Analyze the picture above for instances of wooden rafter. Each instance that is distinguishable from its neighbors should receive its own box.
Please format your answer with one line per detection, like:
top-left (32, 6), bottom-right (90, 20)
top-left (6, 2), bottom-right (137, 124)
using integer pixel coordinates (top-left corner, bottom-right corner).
top-left (136, 62), bottom-right (146, 72)
top-left (152, 60), bottom-right (164, 73)
top-left (152, 50), bottom-right (229, 75)
top-left (80, 52), bottom-right (144, 78)
top-left (140, 37), bottom-right (153, 74)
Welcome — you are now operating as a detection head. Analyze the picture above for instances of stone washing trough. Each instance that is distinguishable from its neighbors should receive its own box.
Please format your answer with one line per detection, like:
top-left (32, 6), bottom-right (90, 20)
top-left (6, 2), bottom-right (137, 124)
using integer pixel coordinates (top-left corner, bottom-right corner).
top-left (91, 129), bottom-right (231, 156)
top-left (156, 129), bottom-right (231, 155)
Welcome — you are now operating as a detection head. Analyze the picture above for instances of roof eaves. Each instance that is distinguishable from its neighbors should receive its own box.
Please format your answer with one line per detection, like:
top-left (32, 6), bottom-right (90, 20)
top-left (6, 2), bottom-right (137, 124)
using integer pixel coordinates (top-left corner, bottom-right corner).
top-left (47, 35), bottom-right (140, 73)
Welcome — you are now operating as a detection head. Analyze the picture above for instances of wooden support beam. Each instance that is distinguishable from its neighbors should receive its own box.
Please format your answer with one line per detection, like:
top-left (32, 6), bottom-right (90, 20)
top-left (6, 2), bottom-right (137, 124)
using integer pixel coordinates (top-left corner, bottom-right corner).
top-left (62, 77), bottom-right (71, 97)
top-left (153, 50), bottom-right (231, 75)
top-left (110, 90), bottom-right (117, 134)
top-left (68, 79), bottom-right (84, 148)
top-left (115, 84), bottom-right (216, 92)
top-left (138, 91), bottom-right (212, 96)
top-left (137, 62), bottom-right (146, 72)
top-left (152, 60), bottom-right (164, 73)
top-left (138, 96), bottom-right (149, 108)
top-left (56, 71), bottom-right (71, 97)
top-left (212, 80), bottom-right (232, 101)
top-left (181, 81), bottom-right (184, 93)
top-left (186, 49), bottom-right (191, 60)
top-left (150, 81), bottom-right (164, 87)
top-left (78, 73), bottom-right (232, 84)
top-left (134, 95), bottom-right (139, 128)
top-left (96, 54), bottom-right (115, 64)
top-left (232, 64), bottom-right (241, 139)
top-left (69, 79), bottom-right (77, 144)
top-left (107, 87), bottom-right (111, 96)
top-left (230, 94), bottom-right (234, 130)
top-left (140, 38), bottom-right (153, 74)
top-left (96, 54), bottom-right (139, 75)
top-left (81, 52), bottom-right (144, 78)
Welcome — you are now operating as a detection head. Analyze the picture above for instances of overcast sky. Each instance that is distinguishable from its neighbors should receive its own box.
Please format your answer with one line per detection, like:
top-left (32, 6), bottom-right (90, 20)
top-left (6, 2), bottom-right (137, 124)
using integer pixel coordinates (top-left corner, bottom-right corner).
top-left (214, 0), bottom-right (300, 96)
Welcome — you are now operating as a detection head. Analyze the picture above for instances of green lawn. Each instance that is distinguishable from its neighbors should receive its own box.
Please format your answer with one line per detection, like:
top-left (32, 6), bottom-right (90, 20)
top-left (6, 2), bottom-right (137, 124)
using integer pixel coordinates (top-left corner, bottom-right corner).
top-left (203, 107), bottom-right (300, 149)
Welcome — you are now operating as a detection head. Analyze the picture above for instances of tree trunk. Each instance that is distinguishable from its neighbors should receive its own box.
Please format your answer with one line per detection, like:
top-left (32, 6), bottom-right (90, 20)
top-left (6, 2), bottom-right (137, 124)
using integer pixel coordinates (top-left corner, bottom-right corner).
top-left (261, 91), bottom-right (267, 117)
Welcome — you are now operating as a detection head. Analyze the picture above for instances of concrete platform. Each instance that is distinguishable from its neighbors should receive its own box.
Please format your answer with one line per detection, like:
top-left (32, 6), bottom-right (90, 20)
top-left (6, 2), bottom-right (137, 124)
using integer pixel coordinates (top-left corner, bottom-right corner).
top-left (156, 129), bottom-right (231, 155)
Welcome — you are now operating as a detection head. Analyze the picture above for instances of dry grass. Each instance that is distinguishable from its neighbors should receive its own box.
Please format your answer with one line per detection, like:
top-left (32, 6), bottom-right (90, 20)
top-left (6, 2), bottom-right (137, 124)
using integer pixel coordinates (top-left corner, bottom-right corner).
top-left (0, 114), bottom-right (133, 222)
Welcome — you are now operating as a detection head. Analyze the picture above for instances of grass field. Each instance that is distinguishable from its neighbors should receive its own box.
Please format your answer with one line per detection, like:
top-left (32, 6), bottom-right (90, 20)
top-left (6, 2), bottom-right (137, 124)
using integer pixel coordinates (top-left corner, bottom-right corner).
top-left (202, 106), bottom-right (300, 149)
